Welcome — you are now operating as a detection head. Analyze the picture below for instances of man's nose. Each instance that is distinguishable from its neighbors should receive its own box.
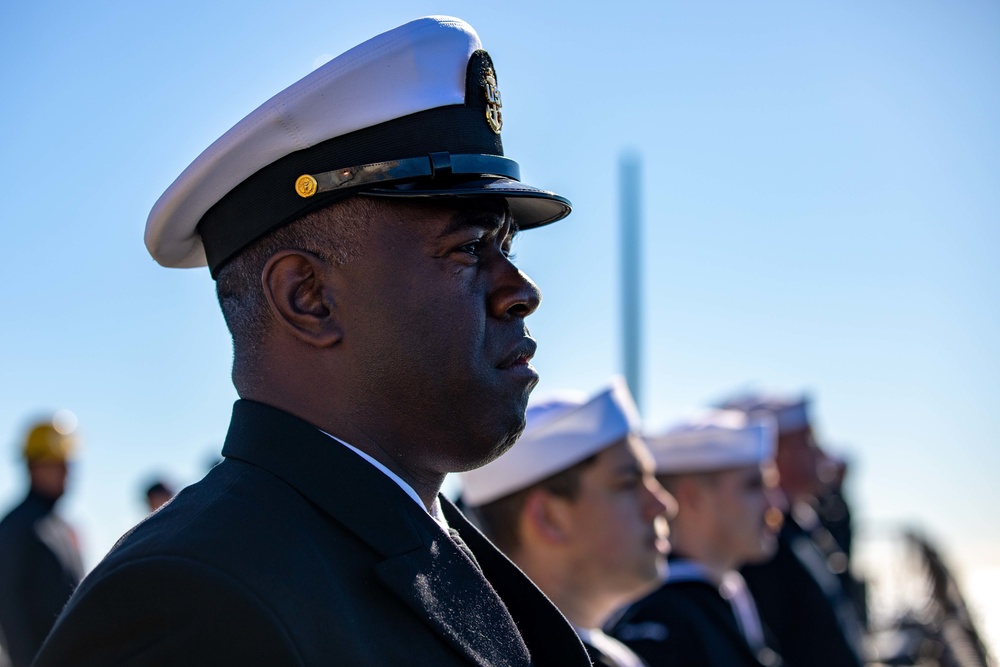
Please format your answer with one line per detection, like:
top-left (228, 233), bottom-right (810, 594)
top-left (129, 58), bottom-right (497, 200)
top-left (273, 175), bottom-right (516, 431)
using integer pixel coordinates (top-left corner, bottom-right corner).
top-left (490, 260), bottom-right (541, 319)
top-left (644, 476), bottom-right (678, 522)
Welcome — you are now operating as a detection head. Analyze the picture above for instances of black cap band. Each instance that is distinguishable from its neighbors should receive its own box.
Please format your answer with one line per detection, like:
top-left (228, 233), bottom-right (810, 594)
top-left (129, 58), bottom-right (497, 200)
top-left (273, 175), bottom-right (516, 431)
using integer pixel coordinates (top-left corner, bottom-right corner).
top-left (305, 153), bottom-right (520, 195)
top-left (198, 49), bottom-right (510, 277)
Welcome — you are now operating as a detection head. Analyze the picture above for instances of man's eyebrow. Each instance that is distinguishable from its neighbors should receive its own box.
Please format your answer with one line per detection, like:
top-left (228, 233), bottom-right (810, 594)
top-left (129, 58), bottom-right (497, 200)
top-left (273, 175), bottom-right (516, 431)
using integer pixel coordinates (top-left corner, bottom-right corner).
top-left (615, 462), bottom-right (643, 476)
top-left (438, 207), bottom-right (511, 238)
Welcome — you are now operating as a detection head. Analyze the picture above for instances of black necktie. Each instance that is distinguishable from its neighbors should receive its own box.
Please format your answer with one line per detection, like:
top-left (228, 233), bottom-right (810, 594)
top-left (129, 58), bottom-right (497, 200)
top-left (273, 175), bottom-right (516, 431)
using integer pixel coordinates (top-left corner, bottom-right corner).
top-left (447, 527), bottom-right (482, 573)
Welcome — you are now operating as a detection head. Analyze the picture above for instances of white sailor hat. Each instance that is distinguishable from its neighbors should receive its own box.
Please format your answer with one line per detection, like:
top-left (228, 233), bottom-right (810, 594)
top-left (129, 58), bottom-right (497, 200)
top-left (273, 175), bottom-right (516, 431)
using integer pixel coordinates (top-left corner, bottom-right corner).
top-left (460, 377), bottom-right (641, 507)
top-left (145, 16), bottom-right (571, 277)
top-left (717, 393), bottom-right (811, 434)
top-left (646, 410), bottom-right (776, 474)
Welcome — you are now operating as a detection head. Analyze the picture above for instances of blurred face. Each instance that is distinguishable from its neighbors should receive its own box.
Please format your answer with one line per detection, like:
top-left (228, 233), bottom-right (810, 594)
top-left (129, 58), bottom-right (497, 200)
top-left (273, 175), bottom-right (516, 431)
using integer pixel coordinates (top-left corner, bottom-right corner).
top-left (147, 491), bottom-right (173, 512)
top-left (562, 435), bottom-right (672, 603)
top-left (705, 464), bottom-right (779, 567)
top-left (775, 426), bottom-right (823, 500)
top-left (29, 460), bottom-right (70, 500)
top-left (339, 199), bottom-right (542, 472)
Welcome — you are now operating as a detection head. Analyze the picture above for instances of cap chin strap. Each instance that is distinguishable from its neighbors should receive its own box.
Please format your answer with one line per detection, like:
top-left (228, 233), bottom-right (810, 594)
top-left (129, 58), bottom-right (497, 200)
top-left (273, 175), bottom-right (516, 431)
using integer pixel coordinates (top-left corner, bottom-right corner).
top-left (295, 153), bottom-right (520, 198)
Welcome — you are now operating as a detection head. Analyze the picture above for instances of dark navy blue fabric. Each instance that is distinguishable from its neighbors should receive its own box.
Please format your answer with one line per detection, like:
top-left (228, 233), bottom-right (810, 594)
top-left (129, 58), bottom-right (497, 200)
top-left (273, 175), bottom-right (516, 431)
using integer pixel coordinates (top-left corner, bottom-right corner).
top-left (611, 575), bottom-right (783, 667)
top-left (34, 400), bottom-right (588, 666)
top-left (741, 517), bottom-right (863, 667)
top-left (0, 491), bottom-right (83, 667)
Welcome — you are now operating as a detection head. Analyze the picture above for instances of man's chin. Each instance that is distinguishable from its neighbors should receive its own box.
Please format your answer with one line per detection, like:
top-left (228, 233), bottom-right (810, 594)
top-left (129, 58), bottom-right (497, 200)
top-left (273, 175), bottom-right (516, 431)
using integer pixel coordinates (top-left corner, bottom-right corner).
top-left (456, 425), bottom-right (522, 473)
top-left (444, 382), bottom-right (530, 472)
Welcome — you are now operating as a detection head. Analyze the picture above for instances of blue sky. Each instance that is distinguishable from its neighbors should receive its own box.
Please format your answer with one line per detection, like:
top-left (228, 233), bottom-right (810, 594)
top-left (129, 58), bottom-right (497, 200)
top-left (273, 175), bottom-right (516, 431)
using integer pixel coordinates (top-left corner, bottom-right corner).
top-left (1, 0), bottom-right (997, 615)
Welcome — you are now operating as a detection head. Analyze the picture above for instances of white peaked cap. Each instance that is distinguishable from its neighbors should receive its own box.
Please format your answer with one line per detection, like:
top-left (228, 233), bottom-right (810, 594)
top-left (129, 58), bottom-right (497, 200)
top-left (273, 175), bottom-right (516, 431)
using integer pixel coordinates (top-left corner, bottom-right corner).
top-left (145, 15), bottom-right (570, 277)
top-left (717, 393), bottom-right (811, 434)
top-left (460, 377), bottom-right (641, 507)
top-left (646, 410), bottom-right (777, 474)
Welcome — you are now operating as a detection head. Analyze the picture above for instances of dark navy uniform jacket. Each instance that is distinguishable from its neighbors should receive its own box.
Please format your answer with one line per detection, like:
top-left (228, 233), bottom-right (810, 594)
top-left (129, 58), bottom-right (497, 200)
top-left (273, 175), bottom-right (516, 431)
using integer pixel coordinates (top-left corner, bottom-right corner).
top-left (741, 516), bottom-right (864, 667)
top-left (0, 491), bottom-right (83, 667)
top-left (610, 564), bottom-right (782, 667)
top-left (34, 400), bottom-right (589, 666)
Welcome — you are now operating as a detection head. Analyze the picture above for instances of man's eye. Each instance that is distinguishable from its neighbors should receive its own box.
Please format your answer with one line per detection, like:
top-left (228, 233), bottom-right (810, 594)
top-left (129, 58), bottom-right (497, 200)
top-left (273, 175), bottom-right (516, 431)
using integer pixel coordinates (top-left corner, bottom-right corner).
top-left (617, 476), bottom-right (641, 491)
top-left (455, 239), bottom-right (516, 262)
top-left (459, 241), bottom-right (483, 256)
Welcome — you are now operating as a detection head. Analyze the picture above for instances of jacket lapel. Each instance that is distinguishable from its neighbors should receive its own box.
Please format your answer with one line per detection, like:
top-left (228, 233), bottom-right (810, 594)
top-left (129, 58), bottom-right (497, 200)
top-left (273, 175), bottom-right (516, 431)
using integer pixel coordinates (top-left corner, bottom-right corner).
top-left (221, 400), bottom-right (531, 666)
top-left (443, 499), bottom-right (592, 667)
top-left (683, 580), bottom-right (778, 667)
top-left (375, 531), bottom-right (531, 667)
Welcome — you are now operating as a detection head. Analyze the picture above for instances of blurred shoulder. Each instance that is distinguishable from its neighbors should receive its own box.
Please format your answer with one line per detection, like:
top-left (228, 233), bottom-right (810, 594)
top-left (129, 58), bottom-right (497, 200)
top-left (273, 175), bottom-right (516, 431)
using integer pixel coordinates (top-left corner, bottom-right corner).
top-left (610, 582), bottom-right (716, 666)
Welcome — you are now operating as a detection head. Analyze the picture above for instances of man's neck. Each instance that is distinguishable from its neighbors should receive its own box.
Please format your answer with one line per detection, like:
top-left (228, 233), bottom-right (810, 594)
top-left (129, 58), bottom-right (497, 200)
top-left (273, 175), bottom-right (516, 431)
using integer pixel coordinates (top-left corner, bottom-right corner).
top-left (27, 487), bottom-right (61, 508)
top-left (549, 591), bottom-right (615, 631)
top-left (667, 533), bottom-right (733, 585)
top-left (333, 435), bottom-right (446, 509)
top-left (240, 390), bottom-right (446, 508)
top-left (521, 558), bottom-right (619, 630)
top-left (321, 430), bottom-right (444, 512)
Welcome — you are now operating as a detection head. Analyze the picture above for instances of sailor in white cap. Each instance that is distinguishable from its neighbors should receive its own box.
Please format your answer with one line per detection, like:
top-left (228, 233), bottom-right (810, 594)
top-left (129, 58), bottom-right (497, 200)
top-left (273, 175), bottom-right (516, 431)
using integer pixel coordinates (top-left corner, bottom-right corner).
top-left (36, 17), bottom-right (589, 666)
top-left (461, 377), bottom-right (673, 667)
top-left (720, 394), bottom-right (865, 667)
top-left (719, 395), bottom-right (820, 504)
top-left (609, 410), bottom-right (785, 667)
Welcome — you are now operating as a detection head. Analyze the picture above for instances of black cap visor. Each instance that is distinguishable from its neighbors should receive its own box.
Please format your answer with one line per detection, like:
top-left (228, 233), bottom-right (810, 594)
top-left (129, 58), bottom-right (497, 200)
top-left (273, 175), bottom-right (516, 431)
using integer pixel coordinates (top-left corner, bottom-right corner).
top-left (362, 176), bottom-right (571, 230)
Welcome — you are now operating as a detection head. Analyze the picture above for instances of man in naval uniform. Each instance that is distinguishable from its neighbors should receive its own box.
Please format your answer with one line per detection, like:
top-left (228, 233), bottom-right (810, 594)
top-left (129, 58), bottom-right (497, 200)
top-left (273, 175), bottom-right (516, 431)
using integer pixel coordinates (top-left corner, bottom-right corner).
top-left (35, 17), bottom-right (590, 666)
top-left (721, 394), bottom-right (865, 667)
top-left (610, 410), bottom-right (784, 667)
top-left (461, 378), bottom-right (672, 667)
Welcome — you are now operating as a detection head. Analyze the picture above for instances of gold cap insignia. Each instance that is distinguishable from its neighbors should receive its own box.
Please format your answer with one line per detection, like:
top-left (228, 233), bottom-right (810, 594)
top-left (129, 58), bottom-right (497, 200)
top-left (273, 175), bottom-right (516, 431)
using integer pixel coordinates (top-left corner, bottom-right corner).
top-left (295, 174), bottom-right (318, 198)
top-left (484, 67), bottom-right (502, 135)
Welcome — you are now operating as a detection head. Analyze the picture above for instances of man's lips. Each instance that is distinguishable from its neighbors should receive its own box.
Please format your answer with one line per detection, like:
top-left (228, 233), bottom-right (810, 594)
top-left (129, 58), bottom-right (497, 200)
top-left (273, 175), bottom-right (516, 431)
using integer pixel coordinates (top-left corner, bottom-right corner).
top-left (497, 338), bottom-right (537, 370)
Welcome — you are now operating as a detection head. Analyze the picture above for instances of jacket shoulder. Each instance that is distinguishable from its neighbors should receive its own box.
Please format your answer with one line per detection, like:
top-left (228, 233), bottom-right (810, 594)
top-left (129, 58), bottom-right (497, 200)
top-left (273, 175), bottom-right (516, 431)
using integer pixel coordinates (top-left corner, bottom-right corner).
top-left (34, 553), bottom-right (302, 666)
top-left (613, 582), bottom-right (737, 667)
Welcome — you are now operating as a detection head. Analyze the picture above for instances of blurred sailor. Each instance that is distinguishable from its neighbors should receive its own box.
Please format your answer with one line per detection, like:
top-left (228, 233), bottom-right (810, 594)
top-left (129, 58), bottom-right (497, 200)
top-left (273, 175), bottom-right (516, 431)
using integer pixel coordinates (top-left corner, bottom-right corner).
top-left (814, 452), bottom-right (868, 627)
top-left (722, 394), bottom-right (865, 667)
top-left (610, 410), bottom-right (784, 667)
top-left (35, 16), bottom-right (588, 666)
top-left (142, 478), bottom-right (176, 513)
top-left (462, 378), bottom-right (672, 667)
top-left (0, 413), bottom-right (84, 667)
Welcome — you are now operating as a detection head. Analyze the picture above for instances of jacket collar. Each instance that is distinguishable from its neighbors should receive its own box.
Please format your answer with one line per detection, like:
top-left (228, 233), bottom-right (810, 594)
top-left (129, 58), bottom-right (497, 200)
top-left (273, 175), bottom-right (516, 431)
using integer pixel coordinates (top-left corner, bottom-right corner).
top-left (220, 399), bottom-right (533, 666)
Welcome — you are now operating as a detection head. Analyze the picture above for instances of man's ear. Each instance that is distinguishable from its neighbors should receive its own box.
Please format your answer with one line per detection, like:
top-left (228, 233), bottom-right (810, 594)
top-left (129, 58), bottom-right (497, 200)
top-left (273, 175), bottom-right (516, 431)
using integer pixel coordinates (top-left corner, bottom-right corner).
top-left (522, 489), bottom-right (574, 546)
top-left (261, 249), bottom-right (343, 347)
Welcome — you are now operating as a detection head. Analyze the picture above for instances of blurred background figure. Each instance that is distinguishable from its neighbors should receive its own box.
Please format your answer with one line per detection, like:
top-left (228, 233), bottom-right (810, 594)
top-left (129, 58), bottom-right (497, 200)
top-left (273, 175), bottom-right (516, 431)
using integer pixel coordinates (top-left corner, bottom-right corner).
top-left (814, 452), bottom-right (869, 628)
top-left (0, 413), bottom-right (84, 667)
top-left (816, 454), bottom-right (854, 560)
top-left (461, 378), bottom-right (673, 667)
top-left (611, 409), bottom-right (784, 667)
top-left (142, 478), bottom-right (176, 513)
top-left (721, 393), bottom-right (866, 667)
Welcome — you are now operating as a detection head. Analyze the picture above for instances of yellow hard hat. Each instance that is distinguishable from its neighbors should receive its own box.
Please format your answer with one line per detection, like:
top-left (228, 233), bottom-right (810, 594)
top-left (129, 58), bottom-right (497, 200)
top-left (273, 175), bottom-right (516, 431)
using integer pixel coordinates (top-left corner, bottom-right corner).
top-left (22, 412), bottom-right (78, 463)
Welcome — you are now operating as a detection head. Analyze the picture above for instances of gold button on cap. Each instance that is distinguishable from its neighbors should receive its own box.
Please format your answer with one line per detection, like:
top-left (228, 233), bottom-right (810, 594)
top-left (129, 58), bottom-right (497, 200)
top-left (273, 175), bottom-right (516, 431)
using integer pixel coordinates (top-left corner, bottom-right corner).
top-left (295, 174), bottom-right (318, 198)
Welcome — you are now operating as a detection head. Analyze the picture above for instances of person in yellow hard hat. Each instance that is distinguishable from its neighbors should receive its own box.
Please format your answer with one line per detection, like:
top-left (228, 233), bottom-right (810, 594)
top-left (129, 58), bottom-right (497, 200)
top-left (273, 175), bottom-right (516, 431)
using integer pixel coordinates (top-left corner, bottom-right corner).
top-left (0, 413), bottom-right (84, 667)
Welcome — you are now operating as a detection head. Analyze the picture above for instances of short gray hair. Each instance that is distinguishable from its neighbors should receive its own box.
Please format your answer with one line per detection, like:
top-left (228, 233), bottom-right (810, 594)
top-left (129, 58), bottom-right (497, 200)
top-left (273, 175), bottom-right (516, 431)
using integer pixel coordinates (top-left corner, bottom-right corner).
top-left (215, 196), bottom-right (385, 376)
